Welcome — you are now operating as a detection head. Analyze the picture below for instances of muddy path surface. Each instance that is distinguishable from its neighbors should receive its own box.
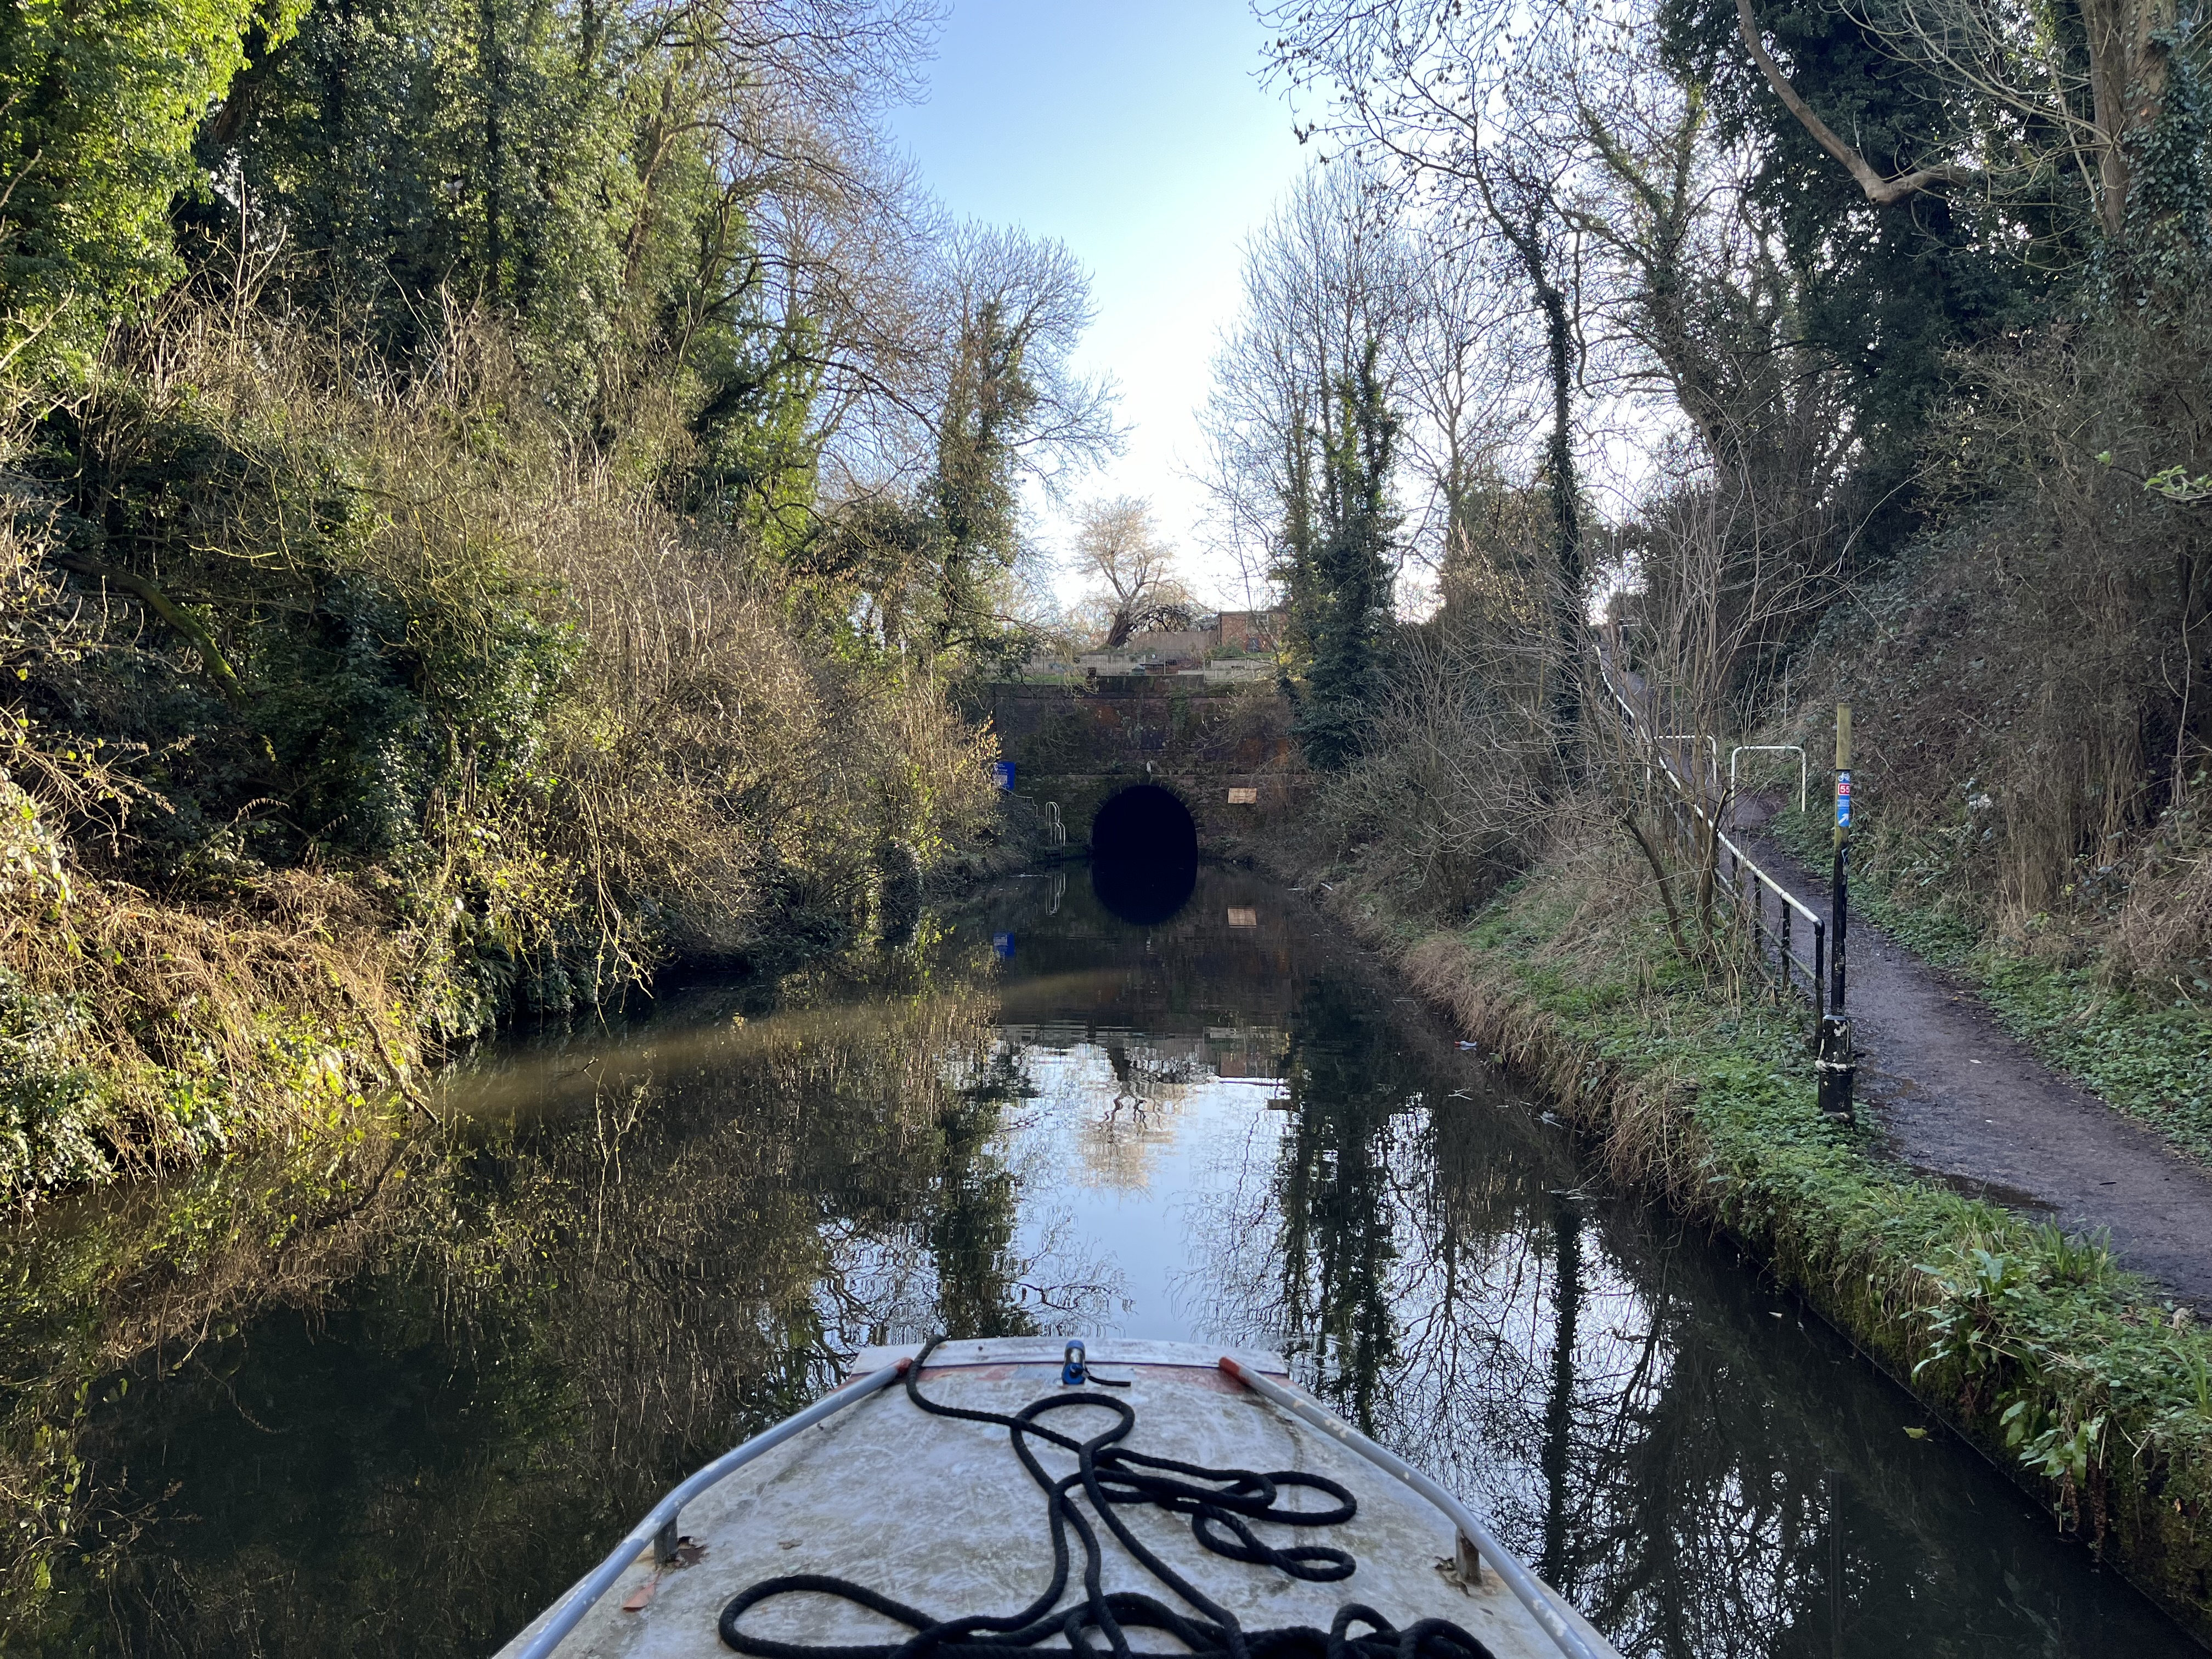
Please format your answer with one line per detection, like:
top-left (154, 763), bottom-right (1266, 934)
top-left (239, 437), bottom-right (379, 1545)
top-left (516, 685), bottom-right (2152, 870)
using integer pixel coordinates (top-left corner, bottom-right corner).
top-left (1735, 798), bottom-right (2212, 1308)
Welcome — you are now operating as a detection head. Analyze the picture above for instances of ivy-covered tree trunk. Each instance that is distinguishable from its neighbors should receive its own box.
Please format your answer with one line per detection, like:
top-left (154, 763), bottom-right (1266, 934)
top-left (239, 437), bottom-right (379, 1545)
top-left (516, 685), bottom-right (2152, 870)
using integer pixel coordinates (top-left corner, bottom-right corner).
top-left (929, 297), bottom-right (1027, 661)
top-left (1293, 341), bottom-right (1399, 770)
top-left (1276, 400), bottom-right (1320, 699)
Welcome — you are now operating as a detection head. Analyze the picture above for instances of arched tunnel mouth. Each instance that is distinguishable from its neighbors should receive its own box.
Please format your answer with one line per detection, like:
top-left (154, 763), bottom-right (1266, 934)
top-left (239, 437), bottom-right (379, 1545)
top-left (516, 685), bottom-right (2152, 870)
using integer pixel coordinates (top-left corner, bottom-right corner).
top-left (1088, 785), bottom-right (1198, 925)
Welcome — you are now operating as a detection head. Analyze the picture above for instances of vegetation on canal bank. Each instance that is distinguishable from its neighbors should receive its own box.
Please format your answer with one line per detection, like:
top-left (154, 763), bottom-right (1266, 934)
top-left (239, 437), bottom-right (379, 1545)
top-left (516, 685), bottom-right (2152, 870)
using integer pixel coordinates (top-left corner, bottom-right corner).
top-left (1302, 833), bottom-right (2212, 1644)
top-left (1205, 13), bottom-right (2212, 1621)
top-left (1, 310), bottom-right (1009, 1202)
top-left (1762, 804), bottom-right (2212, 1169)
top-left (1204, 0), bottom-right (2212, 1163)
top-left (0, 2), bottom-right (1118, 1203)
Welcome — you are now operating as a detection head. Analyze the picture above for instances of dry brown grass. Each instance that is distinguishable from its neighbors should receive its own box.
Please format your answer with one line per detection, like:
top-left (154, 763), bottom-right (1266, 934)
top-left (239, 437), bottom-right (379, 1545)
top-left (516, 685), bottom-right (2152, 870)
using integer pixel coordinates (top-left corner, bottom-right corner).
top-left (1774, 300), bottom-right (2211, 983)
top-left (2113, 830), bottom-right (2212, 989)
top-left (1, 831), bottom-right (427, 1188)
top-left (1306, 592), bottom-right (1562, 918)
top-left (524, 492), bottom-right (996, 962)
top-left (0, 294), bottom-right (1001, 1200)
top-left (1395, 832), bottom-right (1719, 1193)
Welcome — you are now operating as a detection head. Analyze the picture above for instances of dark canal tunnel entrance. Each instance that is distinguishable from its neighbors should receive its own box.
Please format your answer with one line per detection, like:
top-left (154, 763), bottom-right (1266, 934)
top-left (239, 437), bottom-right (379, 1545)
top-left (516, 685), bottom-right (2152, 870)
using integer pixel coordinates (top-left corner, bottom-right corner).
top-left (1088, 785), bottom-right (1198, 924)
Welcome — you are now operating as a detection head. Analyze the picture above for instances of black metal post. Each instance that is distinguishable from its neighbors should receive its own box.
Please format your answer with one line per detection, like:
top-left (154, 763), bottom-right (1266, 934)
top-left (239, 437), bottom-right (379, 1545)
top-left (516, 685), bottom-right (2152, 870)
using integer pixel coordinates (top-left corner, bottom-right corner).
top-left (1816, 704), bottom-right (1856, 1119)
top-left (1812, 921), bottom-right (1824, 1015)
top-left (1832, 835), bottom-right (1848, 1012)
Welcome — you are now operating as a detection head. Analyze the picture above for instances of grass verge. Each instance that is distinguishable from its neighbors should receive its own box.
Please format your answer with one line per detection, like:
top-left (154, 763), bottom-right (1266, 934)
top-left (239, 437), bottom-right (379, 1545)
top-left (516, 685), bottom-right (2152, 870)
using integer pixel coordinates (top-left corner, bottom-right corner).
top-left (1765, 806), bottom-right (2212, 1165)
top-left (1325, 837), bottom-right (2212, 1644)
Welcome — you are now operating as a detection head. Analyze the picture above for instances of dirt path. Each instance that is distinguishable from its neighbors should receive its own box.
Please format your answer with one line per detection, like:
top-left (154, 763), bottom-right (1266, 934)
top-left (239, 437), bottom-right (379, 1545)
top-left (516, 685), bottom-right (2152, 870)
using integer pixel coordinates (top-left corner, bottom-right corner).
top-left (1731, 799), bottom-right (2212, 1308)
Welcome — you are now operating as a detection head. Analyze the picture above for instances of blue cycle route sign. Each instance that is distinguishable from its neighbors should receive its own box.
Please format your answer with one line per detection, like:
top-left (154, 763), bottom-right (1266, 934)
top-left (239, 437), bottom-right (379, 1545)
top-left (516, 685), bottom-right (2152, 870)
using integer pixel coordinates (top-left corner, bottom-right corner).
top-left (1836, 769), bottom-right (1852, 828)
top-left (991, 761), bottom-right (1016, 791)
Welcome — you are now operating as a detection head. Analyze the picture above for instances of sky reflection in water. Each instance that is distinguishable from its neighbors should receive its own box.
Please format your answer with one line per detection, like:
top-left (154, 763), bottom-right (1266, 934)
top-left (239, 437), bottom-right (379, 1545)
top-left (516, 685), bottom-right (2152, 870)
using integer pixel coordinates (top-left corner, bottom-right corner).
top-left (5, 865), bottom-right (2191, 1657)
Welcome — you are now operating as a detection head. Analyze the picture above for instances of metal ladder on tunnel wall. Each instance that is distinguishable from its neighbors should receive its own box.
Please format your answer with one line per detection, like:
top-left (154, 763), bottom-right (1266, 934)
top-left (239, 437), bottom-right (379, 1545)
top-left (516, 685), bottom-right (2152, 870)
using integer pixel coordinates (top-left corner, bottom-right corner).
top-left (1595, 652), bottom-right (1827, 1026)
top-left (1006, 794), bottom-right (1065, 849)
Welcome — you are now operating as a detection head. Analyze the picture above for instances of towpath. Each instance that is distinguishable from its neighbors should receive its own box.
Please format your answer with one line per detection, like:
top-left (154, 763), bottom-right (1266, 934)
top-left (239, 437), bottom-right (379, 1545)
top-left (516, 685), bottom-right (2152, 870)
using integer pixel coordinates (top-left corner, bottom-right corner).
top-left (1731, 797), bottom-right (2212, 1309)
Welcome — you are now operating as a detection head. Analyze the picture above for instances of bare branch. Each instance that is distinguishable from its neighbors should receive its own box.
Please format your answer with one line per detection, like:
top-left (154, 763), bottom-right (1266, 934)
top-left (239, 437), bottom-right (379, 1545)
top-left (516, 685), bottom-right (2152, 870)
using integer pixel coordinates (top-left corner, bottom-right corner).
top-left (1733, 0), bottom-right (1973, 206)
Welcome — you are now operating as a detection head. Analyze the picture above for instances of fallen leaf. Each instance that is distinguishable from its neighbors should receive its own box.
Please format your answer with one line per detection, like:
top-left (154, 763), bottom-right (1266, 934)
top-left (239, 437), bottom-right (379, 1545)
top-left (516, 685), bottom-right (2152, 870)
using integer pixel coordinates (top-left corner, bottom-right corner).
top-left (622, 1578), bottom-right (659, 1612)
top-left (1904, 1426), bottom-right (1929, 1440)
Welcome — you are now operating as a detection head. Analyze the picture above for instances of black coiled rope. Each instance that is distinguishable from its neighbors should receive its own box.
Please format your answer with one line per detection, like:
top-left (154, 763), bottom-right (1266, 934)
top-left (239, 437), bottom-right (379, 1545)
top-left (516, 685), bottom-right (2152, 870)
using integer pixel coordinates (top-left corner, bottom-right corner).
top-left (719, 1339), bottom-right (1498, 1659)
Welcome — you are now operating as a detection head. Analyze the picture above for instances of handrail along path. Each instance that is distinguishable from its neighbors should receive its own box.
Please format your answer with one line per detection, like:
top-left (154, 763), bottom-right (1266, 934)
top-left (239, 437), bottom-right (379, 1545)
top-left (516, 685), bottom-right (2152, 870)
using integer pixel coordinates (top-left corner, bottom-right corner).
top-left (1595, 652), bottom-right (1826, 1024)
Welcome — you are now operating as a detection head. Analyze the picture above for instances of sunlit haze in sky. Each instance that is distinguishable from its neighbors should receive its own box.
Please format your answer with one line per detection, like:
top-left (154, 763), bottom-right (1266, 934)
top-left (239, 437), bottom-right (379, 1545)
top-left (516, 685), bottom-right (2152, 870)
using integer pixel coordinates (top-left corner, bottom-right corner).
top-left (885, 2), bottom-right (1314, 612)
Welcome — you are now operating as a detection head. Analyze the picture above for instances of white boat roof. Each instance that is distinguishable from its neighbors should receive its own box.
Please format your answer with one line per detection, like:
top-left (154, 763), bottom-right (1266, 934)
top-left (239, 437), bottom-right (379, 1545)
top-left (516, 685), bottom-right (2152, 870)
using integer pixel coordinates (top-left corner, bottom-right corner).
top-left (498, 1339), bottom-right (1612, 1659)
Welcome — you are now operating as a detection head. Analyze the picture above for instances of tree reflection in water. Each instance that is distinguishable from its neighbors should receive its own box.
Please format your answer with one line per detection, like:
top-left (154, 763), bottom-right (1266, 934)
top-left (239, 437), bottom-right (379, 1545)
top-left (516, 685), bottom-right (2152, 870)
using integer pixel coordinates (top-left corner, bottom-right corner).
top-left (0, 944), bottom-right (1117, 1657)
top-left (0, 870), bottom-right (2191, 1658)
top-left (1187, 960), bottom-right (2181, 1659)
top-left (1271, 974), bottom-right (1405, 1436)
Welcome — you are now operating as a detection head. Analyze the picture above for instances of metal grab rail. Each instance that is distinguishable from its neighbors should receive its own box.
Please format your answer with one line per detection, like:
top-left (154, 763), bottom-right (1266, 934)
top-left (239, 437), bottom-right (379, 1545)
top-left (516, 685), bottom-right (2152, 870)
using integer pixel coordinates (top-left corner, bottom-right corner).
top-left (513, 1357), bottom-right (912, 1659)
top-left (1004, 794), bottom-right (1068, 849)
top-left (1219, 1358), bottom-right (1622, 1659)
top-left (1596, 656), bottom-right (1826, 1023)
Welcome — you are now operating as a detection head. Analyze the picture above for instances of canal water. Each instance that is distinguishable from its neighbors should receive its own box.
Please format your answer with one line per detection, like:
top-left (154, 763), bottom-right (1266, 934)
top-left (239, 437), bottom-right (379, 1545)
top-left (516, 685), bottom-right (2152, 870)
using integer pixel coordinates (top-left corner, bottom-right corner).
top-left (0, 865), bottom-right (2193, 1656)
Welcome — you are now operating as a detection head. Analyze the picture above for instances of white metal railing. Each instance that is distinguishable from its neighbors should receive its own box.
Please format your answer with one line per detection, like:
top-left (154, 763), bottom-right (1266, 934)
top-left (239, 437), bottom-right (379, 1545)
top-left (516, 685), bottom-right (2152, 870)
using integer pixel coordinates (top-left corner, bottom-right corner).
top-left (1005, 794), bottom-right (1066, 849)
top-left (1596, 653), bottom-right (1826, 1022)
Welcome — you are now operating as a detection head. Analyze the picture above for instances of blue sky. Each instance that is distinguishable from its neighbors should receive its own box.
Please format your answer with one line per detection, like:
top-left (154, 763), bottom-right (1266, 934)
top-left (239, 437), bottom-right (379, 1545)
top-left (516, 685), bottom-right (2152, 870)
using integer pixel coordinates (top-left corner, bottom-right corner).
top-left (885, 1), bottom-right (1314, 608)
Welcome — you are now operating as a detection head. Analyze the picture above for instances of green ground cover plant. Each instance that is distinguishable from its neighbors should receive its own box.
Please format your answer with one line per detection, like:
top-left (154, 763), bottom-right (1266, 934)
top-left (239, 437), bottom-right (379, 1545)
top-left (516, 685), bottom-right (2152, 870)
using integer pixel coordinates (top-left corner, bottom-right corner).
top-left (1313, 836), bottom-right (2212, 1640)
top-left (1766, 805), bottom-right (2212, 1165)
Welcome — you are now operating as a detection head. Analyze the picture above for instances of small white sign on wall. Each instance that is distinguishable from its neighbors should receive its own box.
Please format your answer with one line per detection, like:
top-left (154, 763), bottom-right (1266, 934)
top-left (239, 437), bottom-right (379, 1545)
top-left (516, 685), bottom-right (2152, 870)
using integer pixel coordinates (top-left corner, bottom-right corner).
top-left (1227, 787), bottom-right (1258, 804)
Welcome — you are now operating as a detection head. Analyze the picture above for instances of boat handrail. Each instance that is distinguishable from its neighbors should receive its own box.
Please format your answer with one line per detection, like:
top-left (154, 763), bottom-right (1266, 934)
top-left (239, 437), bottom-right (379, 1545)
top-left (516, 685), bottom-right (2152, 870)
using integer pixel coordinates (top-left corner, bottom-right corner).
top-left (1220, 1357), bottom-right (1623, 1659)
top-left (511, 1356), bottom-right (912, 1659)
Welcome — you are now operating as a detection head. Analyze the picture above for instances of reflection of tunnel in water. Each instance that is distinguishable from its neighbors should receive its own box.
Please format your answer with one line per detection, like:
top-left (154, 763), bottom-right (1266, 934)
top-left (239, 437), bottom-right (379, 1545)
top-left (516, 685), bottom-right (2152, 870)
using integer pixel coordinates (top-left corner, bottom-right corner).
top-left (1089, 785), bottom-right (1198, 924)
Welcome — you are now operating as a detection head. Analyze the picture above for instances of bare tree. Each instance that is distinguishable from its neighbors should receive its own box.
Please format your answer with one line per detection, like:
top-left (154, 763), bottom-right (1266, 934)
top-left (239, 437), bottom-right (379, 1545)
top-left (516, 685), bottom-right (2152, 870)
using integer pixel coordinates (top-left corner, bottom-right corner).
top-left (1259, 0), bottom-right (1595, 601)
top-left (1393, 232), bottom-right (1540, 591)
top-left (1198, 166), bottom-right (1414, 615)
top-left (1068, 496), bottom-right (1194, 648)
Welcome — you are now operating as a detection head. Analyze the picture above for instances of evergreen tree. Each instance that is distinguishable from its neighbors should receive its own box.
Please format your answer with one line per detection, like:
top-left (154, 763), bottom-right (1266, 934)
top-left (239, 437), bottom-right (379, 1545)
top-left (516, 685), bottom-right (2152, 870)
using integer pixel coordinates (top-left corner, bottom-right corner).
top-left (929, 294), bottom-right (1032, 657)
top-left (1661, 0), bottom-right (2061, 543)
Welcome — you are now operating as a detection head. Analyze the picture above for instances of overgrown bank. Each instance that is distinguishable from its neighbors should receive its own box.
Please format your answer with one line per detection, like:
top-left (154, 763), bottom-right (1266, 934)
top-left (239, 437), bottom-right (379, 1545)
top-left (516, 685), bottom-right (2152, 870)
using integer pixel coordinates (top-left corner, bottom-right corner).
top-left (1310, 836), bottom-right (2212, 1644)
top-left (2, 307), bottom-right (1008, 1204)
top-left (0, 0), bottom-right (1121, 1207)
top-left (1760, 801), bottom-right (2212, 1168)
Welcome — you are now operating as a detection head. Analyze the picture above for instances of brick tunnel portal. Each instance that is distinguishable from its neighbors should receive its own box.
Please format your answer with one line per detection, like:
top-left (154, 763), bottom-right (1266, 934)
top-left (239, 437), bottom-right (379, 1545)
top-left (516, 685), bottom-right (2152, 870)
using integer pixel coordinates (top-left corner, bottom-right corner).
top-left (977, 681), bottom-right (1306, 868)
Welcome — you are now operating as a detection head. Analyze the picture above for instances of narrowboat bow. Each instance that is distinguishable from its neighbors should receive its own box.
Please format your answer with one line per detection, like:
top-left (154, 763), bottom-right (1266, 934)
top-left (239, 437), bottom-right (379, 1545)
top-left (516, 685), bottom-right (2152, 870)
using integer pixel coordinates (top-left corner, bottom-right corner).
top-left (498, 1338), bottom-right (1625, 1659)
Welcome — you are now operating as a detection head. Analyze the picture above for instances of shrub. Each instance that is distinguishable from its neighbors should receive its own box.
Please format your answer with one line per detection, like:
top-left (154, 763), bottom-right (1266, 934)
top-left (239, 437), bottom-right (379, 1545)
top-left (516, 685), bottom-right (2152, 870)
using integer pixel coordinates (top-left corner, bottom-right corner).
top-left (0, 295), bottom-right (999, 1200)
